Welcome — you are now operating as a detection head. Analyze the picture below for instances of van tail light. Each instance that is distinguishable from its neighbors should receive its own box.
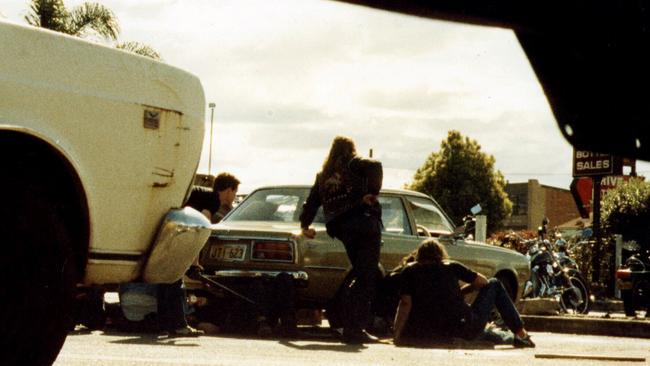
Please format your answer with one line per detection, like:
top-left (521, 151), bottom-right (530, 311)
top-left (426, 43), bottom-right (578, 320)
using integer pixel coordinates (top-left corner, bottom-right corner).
top-left (616, 269), bottom-right (632, 280)
top-left (252, 241), bottom-right (294, 262)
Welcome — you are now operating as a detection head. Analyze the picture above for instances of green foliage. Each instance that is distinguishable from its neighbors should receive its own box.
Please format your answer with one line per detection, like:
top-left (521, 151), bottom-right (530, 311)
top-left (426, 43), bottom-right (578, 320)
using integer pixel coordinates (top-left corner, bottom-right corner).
top-left (488, 230), bottom-right (536, 254)
top-left (23, 0), bottom-right (160, 59)
top-left (25, 0), bottom-right (119, 41)
top-left (409, 130), bottom-right (512, 233)
top-left (601, 178), bottom-right (650, 244)
top-left (24, 0), bottom-right (69, 32)
top-left (116, 42), bottom-right (162, 60)
top-left (67, 2), bottom-right (120, 40)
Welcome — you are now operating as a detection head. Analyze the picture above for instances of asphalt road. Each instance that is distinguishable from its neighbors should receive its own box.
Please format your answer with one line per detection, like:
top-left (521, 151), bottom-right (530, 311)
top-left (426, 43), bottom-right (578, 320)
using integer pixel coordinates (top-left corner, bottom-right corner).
top-left (53, 328), bottom-right (649, 366)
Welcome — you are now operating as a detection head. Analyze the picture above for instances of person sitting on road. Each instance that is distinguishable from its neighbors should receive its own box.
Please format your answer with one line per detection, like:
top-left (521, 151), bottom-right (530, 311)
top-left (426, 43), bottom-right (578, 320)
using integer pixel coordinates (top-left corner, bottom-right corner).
top-left (393, 238), bottom-right (535, 348)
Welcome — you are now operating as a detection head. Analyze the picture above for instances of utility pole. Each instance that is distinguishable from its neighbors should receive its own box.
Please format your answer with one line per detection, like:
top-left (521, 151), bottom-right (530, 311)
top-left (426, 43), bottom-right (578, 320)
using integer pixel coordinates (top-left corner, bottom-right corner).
top-left (591, 175), bottom-right (603, 283)
top-left (208, 102), bottom-right (215, 176)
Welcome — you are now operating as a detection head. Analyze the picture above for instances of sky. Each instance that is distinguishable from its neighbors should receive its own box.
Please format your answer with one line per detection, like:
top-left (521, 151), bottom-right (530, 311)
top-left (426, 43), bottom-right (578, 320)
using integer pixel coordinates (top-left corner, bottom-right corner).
top-left (4, 0), bottom-right (647, 193)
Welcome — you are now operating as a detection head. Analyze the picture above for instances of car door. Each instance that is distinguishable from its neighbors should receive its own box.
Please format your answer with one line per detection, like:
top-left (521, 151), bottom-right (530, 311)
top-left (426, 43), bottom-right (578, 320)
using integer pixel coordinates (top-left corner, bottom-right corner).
top-left (378, 194), bottom-right (422, 271)
top-left (401, 194), bottom-right (493, 275)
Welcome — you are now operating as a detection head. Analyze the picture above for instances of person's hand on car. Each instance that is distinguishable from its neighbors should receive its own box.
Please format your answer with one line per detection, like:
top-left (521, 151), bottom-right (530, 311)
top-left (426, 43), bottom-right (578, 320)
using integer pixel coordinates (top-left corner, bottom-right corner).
top-left (301, 227), bottom-right (316, 239)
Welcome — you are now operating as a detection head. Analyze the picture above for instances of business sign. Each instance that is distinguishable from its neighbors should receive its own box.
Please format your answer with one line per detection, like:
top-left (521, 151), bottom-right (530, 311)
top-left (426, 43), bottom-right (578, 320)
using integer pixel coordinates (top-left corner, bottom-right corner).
top-left (601, 175), bottom-right (644, 192)
top-left (572, 150), bottom-right (623, 177)
top-left (570, 175), bottom-right (645, 218)
top-left (570, 177), bottom-right (592, 218)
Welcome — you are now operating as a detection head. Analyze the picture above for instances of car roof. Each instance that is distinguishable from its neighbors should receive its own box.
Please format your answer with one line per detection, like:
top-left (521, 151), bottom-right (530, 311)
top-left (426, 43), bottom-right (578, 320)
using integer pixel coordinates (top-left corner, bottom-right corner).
top-left (249, 184), bottom-right (432, 199)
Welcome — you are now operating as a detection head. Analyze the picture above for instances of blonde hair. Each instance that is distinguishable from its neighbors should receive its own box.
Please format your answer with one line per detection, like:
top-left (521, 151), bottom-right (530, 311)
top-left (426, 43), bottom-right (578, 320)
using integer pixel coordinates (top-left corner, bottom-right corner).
top-left (321, 136), bottom-right (357, 178)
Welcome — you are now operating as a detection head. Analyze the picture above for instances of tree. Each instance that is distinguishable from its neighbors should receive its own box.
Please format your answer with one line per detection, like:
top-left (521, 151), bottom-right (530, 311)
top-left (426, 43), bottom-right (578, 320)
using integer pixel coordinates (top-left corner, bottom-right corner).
top-left (409, 130), bottom-right (512, 233)
top-left (116, 41), bottom-right (161, 60)
top-left (25, 0), bottom-right (119, 41)
top-left (24, 0), bottom-right (161, 60)
top-left (602, 178), bottom-right (650, 245)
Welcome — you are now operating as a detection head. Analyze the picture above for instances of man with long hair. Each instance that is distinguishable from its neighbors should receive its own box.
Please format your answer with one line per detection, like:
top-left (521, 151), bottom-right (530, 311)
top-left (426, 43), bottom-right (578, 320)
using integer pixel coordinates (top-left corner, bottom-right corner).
top-left (393, 238), bottom-right (535, 348)
top-left (300, 136), bottom-right (383, 344)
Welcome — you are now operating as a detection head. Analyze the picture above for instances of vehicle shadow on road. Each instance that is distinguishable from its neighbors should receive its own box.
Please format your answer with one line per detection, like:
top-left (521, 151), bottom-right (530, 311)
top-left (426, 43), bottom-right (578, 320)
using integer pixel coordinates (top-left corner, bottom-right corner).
top-left (101, 330), bottom-right (201, 347)
top-left (278, 340), bottom-right (367, 352)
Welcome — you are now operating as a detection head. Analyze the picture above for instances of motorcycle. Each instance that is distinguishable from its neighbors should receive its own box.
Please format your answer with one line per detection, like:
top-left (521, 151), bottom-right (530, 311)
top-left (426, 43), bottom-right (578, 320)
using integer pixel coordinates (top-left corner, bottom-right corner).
top-left (522, 232), bottom-right (591, 314)
top-left (615, 241), bottom-right (650, 317)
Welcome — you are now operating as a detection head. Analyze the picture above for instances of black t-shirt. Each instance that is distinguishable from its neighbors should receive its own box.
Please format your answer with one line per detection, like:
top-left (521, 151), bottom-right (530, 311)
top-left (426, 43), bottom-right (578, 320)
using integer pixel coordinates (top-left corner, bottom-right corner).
top-left (185, 186), bottom-right (220, 217)
top-left (399, 261), bottom-right (477, 338)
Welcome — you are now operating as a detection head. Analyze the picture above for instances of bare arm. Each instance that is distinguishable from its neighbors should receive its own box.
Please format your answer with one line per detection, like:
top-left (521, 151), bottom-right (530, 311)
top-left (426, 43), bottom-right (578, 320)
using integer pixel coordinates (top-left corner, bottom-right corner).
top-left (461, 272), bottom-right (488, 295)
top-left (200, 209), bottom-right (212, 221)
top-left (393, 294), bottom-right (412, 342)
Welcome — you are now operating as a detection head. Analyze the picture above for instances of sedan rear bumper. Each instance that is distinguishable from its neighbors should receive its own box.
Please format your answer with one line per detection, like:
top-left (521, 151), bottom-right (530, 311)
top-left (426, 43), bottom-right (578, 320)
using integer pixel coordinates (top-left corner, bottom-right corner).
top-left (207, 269), bottom-right (308, 286)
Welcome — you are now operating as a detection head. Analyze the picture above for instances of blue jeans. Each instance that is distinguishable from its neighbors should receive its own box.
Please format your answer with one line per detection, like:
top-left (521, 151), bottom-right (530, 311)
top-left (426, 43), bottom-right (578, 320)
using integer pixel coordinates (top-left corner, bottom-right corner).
top-left (461, 278), bottom-right (524, 339)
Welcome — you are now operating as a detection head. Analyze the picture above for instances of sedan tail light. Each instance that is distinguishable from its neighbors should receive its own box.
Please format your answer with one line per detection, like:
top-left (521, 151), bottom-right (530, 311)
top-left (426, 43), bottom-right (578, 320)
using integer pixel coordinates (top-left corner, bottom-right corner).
top-left (252, 241), bottom-right (294, 262)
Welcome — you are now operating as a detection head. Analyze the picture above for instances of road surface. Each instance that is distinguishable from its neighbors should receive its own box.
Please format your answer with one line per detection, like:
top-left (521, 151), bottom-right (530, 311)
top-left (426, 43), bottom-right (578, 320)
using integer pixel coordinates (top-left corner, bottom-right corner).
top-left (53, 327), bottom-right (649, 366)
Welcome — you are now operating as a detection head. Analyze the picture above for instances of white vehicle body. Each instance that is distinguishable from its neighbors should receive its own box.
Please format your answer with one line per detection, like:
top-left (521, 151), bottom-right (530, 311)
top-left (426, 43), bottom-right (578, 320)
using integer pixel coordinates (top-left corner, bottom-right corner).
top-left (0, 20), bottom-right (209, 285)
top-left (1, 20), bottom-right (212, 364)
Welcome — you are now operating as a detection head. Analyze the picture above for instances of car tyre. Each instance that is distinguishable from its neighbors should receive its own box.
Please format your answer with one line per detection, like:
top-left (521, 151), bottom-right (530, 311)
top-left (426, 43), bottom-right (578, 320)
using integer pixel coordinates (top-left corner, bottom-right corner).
top-left (0, 175), bottom-right (77, 365)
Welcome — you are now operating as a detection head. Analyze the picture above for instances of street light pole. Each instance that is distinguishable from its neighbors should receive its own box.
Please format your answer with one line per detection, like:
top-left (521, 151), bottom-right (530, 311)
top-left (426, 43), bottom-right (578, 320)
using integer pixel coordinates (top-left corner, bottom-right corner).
top-left (208, 102), bottom-right (215, 176)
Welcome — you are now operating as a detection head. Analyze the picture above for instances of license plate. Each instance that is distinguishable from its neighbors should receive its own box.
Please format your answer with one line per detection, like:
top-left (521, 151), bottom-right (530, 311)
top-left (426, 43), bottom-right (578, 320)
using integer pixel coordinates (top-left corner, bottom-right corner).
top-left (209, 244), bottom-right (246, 261)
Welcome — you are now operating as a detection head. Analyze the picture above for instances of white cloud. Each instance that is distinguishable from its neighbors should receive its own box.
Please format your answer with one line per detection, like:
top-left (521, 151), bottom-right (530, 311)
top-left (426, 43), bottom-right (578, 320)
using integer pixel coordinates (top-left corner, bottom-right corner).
top-left (7, 0), bottom-right (632, 194)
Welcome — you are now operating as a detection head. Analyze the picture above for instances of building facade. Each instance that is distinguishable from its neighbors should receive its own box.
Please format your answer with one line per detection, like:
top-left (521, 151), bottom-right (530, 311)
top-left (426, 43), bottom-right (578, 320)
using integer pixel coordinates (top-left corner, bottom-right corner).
top-left (503, 179), bottom-right (580, 231)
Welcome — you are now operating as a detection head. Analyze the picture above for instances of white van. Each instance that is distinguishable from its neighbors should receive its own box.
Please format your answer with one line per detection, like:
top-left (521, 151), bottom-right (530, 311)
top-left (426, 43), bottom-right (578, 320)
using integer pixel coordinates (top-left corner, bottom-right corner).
top-left (0, 20), bottom-right (210, 364)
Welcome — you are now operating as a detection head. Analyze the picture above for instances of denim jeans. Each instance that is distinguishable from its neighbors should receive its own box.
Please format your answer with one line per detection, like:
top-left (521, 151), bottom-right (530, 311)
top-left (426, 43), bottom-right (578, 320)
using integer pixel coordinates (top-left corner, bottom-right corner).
top-left (462, 278), bottom-right (524, 339)
top-left (328, 207), bottom-right (382, 332)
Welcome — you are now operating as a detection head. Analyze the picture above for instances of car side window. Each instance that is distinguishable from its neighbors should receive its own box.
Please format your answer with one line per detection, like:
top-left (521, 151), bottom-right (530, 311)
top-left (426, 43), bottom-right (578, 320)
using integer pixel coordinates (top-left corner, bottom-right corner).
top-left (379, 196), bottom-right (411, 235)
top-left (406, 196), bottom-right (454, 233)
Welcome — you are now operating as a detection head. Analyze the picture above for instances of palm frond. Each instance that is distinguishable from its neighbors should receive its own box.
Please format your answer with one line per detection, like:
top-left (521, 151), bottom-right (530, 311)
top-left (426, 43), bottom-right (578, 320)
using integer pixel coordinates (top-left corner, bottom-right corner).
top-left (24, 0), bottom-right (70, 33)
top-left (67, 2), bottom-right (120, 40)
top-left (116, 41), bottom-right (162, 60)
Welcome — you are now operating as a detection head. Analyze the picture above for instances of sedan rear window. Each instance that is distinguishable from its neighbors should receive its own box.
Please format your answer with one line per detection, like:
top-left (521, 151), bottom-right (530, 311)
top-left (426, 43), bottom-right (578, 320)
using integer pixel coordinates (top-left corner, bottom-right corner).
top-left (226, 188), bottom-right (325, 223)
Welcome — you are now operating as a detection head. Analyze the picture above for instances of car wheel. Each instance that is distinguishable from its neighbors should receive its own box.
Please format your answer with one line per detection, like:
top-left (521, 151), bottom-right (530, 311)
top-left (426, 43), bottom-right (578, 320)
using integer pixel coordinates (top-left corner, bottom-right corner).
top-left (0, 178), bottom-right (77, 365)
top-left (495, 273), bottom-right (517, 301)
top-left (489, 274), bottom-right (517, 326)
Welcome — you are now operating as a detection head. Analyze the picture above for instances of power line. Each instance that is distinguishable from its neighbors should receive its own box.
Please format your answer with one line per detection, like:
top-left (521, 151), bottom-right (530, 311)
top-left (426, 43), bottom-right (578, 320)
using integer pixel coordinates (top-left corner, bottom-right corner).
top-left (503, 171), bottom-right (650, 176)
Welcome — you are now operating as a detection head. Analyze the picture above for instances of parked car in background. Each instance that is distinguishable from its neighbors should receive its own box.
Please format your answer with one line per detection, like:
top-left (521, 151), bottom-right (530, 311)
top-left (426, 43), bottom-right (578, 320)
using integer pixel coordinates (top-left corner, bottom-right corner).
top-left (194, 185), bottom-right (530, 328)
top-left (1, 20), bottom-right (210, 364)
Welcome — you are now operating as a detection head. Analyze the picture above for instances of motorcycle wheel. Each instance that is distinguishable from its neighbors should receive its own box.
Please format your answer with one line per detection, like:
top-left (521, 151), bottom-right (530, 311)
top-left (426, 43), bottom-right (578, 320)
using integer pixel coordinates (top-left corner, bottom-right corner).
top-left (560, 275), bottom-right (590, 314)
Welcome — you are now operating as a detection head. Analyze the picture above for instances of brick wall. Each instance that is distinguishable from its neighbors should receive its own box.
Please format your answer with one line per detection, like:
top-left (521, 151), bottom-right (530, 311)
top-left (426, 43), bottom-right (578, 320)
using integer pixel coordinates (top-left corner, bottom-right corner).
top-left (503, 179), bottom-right (581, 231)
top-left (543, 185), bottom-right (581, 229)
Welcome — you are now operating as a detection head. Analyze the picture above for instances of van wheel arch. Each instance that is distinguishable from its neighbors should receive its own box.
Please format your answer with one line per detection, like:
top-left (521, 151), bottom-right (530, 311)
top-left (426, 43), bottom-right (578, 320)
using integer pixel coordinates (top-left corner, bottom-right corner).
top-left (0, 131), bottom-right (90, 279)
top-left (1, 131), bottom-right (90, 363)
